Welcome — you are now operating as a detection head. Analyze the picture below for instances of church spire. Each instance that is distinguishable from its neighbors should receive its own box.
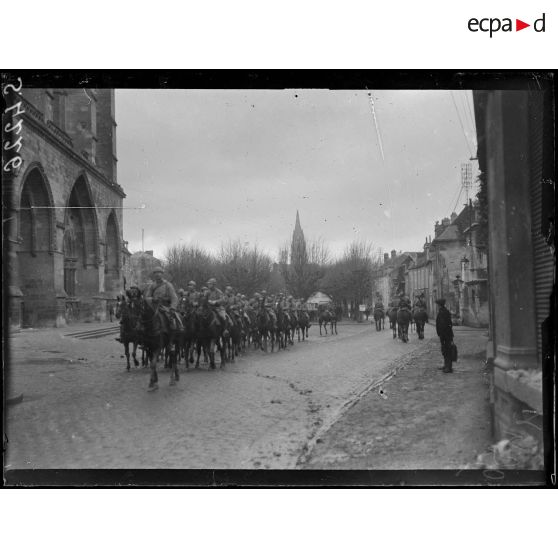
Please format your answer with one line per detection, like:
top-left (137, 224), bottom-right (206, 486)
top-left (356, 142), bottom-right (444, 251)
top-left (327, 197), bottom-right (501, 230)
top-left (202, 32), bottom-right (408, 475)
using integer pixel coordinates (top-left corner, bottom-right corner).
top-left (291, 210), bottom-right (307, 268)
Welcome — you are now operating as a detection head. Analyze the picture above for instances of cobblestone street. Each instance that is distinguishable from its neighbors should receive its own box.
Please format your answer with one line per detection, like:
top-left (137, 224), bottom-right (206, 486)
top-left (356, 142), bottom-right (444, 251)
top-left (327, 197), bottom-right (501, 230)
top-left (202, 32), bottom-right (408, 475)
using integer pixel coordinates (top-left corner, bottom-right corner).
top-left (5, 321), bottom-right (438, 469)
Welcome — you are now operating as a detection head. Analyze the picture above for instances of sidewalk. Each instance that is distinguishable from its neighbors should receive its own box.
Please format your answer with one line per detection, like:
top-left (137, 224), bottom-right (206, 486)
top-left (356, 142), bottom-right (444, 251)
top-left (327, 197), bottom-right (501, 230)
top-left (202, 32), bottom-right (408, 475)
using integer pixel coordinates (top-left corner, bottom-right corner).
top-left (303, 326), bottom-right (492, 469)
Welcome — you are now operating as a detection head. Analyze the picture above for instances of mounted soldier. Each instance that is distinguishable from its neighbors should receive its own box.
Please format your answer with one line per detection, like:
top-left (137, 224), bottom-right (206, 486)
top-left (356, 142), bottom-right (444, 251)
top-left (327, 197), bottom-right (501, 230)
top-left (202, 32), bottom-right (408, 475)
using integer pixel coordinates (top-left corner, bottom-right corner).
top-left (414, 292), bottom-right (427, 310)
top-left (206, 277), bottom-right (233, 332)
top-left (261, 290), bottom-right (277, 328)
top-left (398, 292), bottom-right (411, 310)
top-left (184, 280), bottom-right (200, 311)
top-left (144, 266), bottom-right (183, 330)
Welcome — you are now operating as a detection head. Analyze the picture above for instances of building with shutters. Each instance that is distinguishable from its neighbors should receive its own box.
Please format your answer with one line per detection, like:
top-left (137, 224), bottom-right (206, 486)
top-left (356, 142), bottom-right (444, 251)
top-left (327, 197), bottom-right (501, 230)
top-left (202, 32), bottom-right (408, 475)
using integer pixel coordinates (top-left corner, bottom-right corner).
top-left (4, 87), bottom-right (126, 328)
top-left (473, 86), bottom-right (554, 453)
top-left (371, 250), bottom-right (416, 307)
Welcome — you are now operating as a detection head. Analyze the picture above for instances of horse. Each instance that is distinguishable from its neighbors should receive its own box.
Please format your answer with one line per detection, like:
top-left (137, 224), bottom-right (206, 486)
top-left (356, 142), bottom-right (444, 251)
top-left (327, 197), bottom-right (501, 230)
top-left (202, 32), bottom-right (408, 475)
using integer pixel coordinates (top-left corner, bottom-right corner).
top-left (256, 305), bottom-right (276, 352)
top-left (412, 307), bottom-right (428, 340)
top-left (396, 307), bottom-right (412, 343)
top-left (140, 302), bottom-right (180, 391)
top-left (194, 303), bottom-right (227, 369)
top-left (319, 308), bottom-right (337, 336)
top-left (275, 306), bottom-right (292, 350)
top-left (115, 296), bottom-right (142, 370)
top-left (295, 311), bottom-right (311, 341)
top-left (387, 306), bottom-right (398, 339)
top-left (225, 310), bottom-right (244, 362)
top-left (176, 306), bottom-right (198, 369)
top-left (373, 307), bottom-right (385, 332)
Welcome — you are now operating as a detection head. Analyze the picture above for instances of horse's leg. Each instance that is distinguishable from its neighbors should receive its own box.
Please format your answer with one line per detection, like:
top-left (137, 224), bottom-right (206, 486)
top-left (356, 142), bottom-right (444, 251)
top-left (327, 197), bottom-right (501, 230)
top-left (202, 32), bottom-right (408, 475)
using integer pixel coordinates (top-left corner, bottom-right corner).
top-left (208, 339), bottom-right (216, 370)
top-left (148, 348), bottom-right (159, 391)
top-left (124, 341), bottom-right (131, 370)
top-left (195, 340), bottom-right (201, 368)
top-left (169, 338), bottom-right (179, 385)
top-left (132, 341), bottom-right (140, 367)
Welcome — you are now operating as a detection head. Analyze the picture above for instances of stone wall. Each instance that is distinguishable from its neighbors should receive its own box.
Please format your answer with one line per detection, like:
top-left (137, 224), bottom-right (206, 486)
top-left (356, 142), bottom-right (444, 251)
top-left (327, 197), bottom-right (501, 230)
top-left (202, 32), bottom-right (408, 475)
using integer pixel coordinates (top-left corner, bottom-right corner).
top-left (10, 89), bottom-right (126, 327)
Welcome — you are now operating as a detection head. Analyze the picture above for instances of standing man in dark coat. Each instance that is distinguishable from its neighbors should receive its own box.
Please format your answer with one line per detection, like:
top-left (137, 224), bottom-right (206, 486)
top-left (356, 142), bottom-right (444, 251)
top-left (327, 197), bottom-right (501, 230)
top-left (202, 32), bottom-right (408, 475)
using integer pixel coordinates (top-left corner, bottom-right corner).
top-left (435, 298), bottom-right (454, 373)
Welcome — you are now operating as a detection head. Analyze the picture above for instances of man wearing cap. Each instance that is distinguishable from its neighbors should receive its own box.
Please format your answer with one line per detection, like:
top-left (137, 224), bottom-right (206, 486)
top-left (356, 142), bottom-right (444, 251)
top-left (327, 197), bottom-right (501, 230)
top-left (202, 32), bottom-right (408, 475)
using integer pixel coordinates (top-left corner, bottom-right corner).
top-left (435, 298), bottom-right (454, 373)
top-left (398, 292), bottom-right (411, 310)
top-left (145, 267), bottom-right (178, 310)
top-left (261, 290), bottom-right (277, 327)
top-left (184, 280), bottom-right (200, 311)
top-left (206, 278), bottom-right (233, 331)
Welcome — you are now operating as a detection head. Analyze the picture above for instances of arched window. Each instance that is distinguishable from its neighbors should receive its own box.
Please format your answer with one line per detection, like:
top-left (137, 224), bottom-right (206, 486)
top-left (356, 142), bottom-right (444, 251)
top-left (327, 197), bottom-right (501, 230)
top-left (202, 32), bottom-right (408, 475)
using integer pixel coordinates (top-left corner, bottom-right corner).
top-left (18, 167), bottom-right (53, 255)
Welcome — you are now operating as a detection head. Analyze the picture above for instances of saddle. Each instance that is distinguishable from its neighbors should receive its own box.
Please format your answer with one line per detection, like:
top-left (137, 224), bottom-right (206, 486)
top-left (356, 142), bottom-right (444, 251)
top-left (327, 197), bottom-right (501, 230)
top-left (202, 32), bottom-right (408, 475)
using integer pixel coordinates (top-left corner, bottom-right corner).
top-left (157, 307), bottom-right (184, 332)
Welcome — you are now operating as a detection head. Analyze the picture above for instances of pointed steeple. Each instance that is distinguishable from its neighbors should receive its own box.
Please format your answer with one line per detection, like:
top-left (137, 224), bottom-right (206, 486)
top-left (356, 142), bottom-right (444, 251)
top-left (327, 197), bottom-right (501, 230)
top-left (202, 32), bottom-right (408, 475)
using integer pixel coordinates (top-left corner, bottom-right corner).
top-left (295, 210), bottom-right (302, 233)
top-left (291, 210), bottom-right (307, 269)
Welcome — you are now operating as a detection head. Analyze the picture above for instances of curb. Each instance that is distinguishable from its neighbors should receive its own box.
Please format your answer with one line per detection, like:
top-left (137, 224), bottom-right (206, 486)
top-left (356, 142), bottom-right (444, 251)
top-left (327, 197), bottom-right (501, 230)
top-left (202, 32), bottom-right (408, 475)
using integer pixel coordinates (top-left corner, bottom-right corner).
top-left (296, 338), bottom-right (437, 467)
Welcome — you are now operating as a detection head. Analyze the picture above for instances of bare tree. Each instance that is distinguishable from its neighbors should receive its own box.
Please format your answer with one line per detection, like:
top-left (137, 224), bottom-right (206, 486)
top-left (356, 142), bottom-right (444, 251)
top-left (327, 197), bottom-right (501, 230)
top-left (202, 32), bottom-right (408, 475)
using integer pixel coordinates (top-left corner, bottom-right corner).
top-left (319, 240), bottom-right (381, 319)
top-left (164, 243), bottom-right (216, 289)
top-left (217, 239), bottom-right (273, 295)
top-left (307, 236), bottom-right (332, 266)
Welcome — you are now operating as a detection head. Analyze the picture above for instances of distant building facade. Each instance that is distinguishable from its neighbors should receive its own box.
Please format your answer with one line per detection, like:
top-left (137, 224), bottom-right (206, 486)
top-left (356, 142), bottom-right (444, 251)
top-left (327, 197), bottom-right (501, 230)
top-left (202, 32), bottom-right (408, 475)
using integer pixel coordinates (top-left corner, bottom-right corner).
top-left (4, 87), bottom-right (126, 327)
top-left (371, 250), bottom-right (416, 306)
top-left (125, 250), bottom-right (162, 292)
top-left (405, 238), bottom-right (435, 318)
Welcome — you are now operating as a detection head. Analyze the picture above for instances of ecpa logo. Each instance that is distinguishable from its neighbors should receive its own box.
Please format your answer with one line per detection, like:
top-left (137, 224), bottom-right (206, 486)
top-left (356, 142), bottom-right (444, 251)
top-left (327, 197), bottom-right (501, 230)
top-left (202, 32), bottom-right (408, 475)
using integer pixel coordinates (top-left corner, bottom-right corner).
top-left (468, 13), bottom-right (546, 37)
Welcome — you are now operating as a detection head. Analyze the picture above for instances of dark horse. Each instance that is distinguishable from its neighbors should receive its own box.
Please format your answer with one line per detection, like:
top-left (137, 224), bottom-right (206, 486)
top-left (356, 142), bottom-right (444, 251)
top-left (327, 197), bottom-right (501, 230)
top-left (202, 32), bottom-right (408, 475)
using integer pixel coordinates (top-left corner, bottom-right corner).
top-left (115, 296), bottom-right (142, 370)
top-left (373, 307), bottom-right (385, 332)
top-left (194, 303), bottom-right (227, 369)
top-left (295, 311), bottom-right (311, 342)
top-left (275, 306), bottom-right (292, 350)
top-left (319, 308), bottom-right (337, 336)
top-left (412, 307), bottom-right (428, 340)
top-left (177, 306), bottom-right (197, 369)
top-left (225, 310), bottom-right (244, 362)
top-left (396, 307), bottom-right (412, 343)
top-left (140, 302), bottom-right (180, 391)
top-left (256, 305), bottom-right (276, 352)
top-left (387, 306), bottom-right (398, 339)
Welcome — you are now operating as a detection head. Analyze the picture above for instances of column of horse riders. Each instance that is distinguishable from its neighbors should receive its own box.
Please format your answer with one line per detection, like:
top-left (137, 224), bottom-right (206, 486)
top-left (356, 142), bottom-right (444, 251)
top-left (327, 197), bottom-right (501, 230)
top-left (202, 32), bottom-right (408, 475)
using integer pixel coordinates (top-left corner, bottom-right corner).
top-left (370, 292), bottom-right (429, 342)
top-left (115, 267), bottom-right (340, 387)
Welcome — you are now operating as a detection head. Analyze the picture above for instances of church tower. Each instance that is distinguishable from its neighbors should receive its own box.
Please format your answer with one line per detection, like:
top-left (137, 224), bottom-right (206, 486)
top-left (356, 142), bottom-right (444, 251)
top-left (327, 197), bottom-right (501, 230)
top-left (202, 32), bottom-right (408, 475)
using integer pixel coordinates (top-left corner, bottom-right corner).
top-left (291, 210), bottom-right (307, 272)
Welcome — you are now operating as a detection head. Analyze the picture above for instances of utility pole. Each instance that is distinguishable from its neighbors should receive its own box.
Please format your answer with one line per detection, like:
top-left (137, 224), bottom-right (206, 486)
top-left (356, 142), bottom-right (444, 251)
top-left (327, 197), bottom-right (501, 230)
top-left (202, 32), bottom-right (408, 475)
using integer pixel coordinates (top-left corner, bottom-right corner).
top-left (142, 228), bottom-right (144, 252)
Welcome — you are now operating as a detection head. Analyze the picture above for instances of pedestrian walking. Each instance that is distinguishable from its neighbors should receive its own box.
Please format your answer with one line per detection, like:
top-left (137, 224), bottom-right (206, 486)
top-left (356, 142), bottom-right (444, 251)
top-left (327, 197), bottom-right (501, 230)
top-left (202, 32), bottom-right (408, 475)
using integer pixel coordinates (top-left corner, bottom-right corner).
top-left (435, 298), bottom-right (454, 373)
top-left (108, 300), bottom-right (115, 322)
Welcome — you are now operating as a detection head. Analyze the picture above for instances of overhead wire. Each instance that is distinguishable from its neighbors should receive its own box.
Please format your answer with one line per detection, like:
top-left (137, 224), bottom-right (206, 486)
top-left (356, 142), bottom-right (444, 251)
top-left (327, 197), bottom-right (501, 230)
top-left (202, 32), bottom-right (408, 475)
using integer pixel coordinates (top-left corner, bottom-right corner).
top-left (450, 90), bottom-right (474, 159)
top-left (365, 91), bottom-right (395, 245)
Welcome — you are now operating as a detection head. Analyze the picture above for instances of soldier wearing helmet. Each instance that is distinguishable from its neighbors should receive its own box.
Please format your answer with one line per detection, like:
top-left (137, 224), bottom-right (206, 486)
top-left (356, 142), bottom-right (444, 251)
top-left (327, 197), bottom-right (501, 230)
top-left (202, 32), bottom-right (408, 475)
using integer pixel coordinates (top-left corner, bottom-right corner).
top-left (183, 280), bottom-right (200, 311)
top-left (145, 267), bottom-right (178, 310)
top-left (206, 277), bottom-right (233, 330)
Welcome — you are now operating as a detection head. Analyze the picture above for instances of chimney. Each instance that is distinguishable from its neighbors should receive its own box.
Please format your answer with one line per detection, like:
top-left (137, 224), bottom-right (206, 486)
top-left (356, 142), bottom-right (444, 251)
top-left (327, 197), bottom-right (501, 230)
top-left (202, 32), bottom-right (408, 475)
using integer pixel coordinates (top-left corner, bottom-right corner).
top-left (450, 211), bottom-right (457, 222)
top-left (384, 252), bottom-right (389, 263)
top-left (442, 217), bottom-right (451, 226)
top-left (391, 249), bottom-right (397, 260)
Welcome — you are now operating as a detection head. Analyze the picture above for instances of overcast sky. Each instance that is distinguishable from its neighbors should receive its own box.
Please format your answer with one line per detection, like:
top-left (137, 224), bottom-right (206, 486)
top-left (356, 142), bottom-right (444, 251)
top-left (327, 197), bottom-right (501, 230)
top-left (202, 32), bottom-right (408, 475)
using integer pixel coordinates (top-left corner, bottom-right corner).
top-left (116, 89), bottom-right (478, 261)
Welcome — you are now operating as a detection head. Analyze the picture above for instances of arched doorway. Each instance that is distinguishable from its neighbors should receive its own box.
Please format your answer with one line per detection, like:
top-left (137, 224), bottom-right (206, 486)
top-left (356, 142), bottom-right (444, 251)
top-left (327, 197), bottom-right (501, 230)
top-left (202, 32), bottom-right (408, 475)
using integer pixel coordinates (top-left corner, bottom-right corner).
top-left (64, 174), bottom-right (100, 316)
top-left (18, 166), bottom-right (55, 326)
top-left (104, 211), bottom-right (121, 294)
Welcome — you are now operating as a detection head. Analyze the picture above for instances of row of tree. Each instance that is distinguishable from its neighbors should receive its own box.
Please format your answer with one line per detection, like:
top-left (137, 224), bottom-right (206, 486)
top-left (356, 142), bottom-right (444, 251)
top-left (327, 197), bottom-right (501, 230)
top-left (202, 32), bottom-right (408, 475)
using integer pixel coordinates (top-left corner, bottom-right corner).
top-left (164, 237), bottom-right (382, 309)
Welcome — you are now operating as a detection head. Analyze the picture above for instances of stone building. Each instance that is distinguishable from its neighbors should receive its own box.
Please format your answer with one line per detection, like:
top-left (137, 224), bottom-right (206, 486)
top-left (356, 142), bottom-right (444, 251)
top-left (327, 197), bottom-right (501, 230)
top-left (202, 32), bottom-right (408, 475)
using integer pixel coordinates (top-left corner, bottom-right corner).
top-left (405, 237), bottom-right (435, 318)
top-left (125, 250), bottom-right (163, 292)
top-left (4, 87), bottom-right (126, 327)
top-left (473, 86), bottom-right (554, 455)
top-left (458, 202), bottom-right (489, 328)
top-left (371, 250), bottom-right (416, 306)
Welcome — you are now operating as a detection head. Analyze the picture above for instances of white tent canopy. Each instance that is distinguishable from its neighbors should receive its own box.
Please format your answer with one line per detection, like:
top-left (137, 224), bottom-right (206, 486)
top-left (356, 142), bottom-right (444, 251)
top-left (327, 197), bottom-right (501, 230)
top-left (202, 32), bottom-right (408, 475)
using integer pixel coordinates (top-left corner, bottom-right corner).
top-left (306, 291), bottom-right (332, 306)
